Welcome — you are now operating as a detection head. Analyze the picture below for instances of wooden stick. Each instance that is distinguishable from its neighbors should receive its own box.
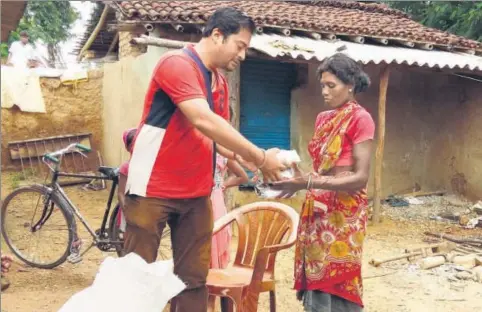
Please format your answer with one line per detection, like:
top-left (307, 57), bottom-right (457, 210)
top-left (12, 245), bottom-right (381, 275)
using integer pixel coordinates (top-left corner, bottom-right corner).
top-left (369, 251), bottom-right (420, 267)
top-left (424, 232), bottom-right (482, 246)
top-left (373, 66), bottom-right (390, 223)
top-left (401, 190), bottom-right (446, 198)
top-left (363, 271), bottom-right (397, 279)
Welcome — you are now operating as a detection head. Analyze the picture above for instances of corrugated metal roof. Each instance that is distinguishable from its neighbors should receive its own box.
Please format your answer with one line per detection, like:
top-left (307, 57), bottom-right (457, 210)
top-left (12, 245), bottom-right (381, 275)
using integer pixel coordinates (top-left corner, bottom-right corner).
top-left (250, 34), bottom-right (482, 72)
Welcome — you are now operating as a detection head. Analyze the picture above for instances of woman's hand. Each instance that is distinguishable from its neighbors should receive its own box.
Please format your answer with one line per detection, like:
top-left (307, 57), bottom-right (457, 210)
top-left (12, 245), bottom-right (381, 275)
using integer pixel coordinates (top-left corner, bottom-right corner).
top-left (270, 164), bottom-right (307, 198)
top-left (235, 154), bottom-right (258, 172)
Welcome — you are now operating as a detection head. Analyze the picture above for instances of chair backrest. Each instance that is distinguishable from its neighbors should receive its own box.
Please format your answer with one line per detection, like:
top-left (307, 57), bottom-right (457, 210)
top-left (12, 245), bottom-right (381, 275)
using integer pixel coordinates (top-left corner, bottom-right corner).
top-left (231, 201), bottom-right (299, 274)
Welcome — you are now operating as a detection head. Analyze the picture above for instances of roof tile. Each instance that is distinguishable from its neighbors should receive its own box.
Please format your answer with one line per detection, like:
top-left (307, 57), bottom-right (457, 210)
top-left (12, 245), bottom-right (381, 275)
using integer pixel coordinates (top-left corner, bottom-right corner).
top-left (116, 0), bottom-right (480, 50)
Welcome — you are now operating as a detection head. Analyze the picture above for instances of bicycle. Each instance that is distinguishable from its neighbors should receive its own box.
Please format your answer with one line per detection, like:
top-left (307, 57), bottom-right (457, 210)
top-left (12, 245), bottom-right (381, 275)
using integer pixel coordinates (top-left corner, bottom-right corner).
top-left (1, 143), bottom-right (171, 269)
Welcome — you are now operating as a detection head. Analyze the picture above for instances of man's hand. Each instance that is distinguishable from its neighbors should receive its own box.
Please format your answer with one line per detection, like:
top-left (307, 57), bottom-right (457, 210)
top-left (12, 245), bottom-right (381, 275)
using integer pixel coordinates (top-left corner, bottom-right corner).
top-left (259, 148), bottom-right (287, 182)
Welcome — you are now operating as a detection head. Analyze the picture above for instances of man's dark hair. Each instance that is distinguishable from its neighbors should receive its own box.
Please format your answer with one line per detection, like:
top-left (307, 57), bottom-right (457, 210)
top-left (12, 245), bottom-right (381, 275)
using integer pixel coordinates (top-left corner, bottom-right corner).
top-left (19, 31), bottom-right (29, 38)
top-left (202, 7), bottom-right (256, 38)
top-left (316, 53), bottom-right (371, 94)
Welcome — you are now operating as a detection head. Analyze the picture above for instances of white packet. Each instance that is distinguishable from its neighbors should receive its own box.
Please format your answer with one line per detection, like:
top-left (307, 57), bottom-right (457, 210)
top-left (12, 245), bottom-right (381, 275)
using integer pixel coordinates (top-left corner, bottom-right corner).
top-left (255, 150), bottom-right (301, 199)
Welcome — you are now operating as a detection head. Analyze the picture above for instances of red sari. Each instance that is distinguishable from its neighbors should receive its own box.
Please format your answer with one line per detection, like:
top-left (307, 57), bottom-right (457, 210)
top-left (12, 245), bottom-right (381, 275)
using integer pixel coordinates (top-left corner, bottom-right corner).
top-left (294, 101), bottom-right (370, 307)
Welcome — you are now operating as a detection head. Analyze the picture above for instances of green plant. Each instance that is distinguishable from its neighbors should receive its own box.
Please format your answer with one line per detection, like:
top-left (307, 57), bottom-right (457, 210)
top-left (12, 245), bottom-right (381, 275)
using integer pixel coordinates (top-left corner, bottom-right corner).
top-left (388, 1), bottom-right (482, 42)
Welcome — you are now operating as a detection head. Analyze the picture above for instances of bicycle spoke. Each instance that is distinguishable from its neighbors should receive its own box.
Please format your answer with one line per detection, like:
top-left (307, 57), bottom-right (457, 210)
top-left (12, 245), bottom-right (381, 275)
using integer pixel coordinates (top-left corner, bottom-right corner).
top-left (2, 188), bottom-right (72, 268)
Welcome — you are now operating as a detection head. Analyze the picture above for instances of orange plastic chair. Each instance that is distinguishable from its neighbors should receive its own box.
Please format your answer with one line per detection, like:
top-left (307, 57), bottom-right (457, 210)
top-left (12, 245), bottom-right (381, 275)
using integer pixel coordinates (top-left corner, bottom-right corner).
top-left (206, 201), bottom-right (299, 312)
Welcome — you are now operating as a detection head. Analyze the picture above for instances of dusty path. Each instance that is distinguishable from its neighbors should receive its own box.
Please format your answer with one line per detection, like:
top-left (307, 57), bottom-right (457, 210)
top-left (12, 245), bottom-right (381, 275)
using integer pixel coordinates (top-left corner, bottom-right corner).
top-left (1, 172), bottom-right (481, 312)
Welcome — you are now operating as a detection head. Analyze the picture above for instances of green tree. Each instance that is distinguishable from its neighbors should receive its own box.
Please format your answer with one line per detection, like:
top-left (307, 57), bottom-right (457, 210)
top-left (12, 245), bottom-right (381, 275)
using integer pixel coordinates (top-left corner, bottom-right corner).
top-left (1, 1), bottom-right (79, 66)
top-left (388, 1), bottom-right (482, 42)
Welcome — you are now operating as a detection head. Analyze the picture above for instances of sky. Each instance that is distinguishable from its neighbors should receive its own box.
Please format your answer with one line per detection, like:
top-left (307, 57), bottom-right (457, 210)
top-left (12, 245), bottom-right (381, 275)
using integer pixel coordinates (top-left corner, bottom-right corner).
top-left (35, 1), bottom-right (95, 69)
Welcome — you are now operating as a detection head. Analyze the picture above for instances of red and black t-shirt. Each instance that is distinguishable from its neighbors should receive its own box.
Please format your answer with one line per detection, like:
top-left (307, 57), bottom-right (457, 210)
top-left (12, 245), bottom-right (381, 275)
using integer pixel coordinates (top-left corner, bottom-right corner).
top-left (126, 45), bottom-right (229, 199)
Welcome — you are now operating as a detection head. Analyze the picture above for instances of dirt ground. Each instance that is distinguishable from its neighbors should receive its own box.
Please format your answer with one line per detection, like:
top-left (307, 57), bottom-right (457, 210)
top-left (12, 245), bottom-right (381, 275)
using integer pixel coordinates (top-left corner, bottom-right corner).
top-left (1, 171), bottom-right (482, 312)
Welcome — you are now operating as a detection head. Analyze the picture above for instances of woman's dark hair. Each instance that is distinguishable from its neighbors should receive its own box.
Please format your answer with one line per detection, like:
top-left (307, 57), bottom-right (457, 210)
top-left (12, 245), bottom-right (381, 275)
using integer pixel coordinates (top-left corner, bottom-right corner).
top-left (202, 7), bottom-right (256, 38)
top-left (125, 129), bottom-right (137, 151)
top-left (316, 53), bottom-right (371, 94)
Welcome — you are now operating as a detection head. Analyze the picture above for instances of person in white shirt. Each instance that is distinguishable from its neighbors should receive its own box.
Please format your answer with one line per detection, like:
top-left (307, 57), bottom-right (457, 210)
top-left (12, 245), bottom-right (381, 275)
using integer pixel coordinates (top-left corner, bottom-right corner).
top-left (6, 31), bottom-right (39, 69)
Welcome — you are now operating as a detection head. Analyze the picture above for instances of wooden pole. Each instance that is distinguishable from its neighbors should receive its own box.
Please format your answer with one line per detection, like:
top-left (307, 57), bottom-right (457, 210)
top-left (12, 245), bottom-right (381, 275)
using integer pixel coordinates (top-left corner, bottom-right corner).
top-left (373, 65), bottom-right (390, 223)
top-left (77, 5), bottom-right (110, 61)
top-left (130, 35), bottom-right (188, 49)
top-left (130, 35), bottom-right (259, 57)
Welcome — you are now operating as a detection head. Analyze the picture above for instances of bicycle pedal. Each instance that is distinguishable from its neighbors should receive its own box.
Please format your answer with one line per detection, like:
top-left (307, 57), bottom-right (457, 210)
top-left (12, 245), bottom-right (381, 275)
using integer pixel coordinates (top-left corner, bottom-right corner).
top-left (67, 254), bottom-right (83, 264)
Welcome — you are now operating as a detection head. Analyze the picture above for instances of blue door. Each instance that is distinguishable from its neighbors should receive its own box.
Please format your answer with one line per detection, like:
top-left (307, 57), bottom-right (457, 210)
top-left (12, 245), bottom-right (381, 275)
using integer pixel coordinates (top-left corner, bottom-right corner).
top-left (240, 59), bottom-right (296, 151)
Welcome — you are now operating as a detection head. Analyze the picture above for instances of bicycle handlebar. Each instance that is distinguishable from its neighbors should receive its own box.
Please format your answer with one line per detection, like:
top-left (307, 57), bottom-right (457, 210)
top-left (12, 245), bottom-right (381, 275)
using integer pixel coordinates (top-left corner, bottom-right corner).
top-left (42, 143), bottom-right (92, 168)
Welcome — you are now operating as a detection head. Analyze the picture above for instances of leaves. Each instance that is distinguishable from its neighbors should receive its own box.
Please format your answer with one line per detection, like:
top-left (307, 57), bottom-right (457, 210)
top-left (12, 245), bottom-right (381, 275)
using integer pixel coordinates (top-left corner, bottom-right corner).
top-left (1, 1), bottom-right (79, 63)
top-left (388, 1), bottom-right (482, 42)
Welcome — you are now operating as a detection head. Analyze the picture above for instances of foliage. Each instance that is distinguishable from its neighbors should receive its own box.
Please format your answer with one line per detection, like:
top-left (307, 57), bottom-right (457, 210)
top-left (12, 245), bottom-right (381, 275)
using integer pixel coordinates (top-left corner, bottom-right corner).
top-left (388, 1), bottom-right (482, 42)
top-left (1, 1), bottom-right (79, 64)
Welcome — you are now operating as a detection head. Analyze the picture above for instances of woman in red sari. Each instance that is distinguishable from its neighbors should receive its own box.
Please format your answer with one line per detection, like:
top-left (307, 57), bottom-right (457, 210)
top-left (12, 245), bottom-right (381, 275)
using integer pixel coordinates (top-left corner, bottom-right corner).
top-left (272, 53), bottom-right (374, 311)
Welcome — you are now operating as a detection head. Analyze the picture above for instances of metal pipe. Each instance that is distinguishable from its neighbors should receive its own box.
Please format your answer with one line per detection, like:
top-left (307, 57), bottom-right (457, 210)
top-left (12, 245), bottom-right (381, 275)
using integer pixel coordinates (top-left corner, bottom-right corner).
top-left (144, 23), bottom-right (154, 32)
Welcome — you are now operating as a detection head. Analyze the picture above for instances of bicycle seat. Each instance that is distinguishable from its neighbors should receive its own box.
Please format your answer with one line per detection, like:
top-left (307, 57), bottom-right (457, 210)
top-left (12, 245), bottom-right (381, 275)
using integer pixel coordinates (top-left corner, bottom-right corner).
top-left (98, 166), bottom-right (119, 179)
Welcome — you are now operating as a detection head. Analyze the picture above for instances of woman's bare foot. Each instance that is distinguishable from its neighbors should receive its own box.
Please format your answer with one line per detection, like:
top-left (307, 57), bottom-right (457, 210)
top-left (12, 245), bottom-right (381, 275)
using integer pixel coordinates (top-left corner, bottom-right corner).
top-left (1, 255), bottom-right (13, 291)
top-left (1, 255), bottom-right (13, 273)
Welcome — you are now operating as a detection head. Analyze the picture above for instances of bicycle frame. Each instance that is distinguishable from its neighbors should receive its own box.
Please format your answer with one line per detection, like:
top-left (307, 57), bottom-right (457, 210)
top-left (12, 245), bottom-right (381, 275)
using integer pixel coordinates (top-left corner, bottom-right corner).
top-left (48, 170), bottom-right (118, 241)
top-left (38, 143), bottom-right (122, 256)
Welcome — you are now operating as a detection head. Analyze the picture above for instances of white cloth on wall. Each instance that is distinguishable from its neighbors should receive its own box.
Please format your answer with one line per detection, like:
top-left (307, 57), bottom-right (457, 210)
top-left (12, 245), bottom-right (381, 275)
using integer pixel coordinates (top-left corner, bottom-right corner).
top-left (1, 65), bottom-right (46, 113)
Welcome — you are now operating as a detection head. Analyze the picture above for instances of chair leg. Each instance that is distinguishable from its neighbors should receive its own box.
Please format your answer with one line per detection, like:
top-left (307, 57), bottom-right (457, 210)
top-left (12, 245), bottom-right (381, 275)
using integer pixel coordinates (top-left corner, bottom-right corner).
top-left (220, 297), bottom-right (235, 312)
top-left (207, 295), bottom-right (216, 312)
top-left (269, 290), bottom-right (277, 312)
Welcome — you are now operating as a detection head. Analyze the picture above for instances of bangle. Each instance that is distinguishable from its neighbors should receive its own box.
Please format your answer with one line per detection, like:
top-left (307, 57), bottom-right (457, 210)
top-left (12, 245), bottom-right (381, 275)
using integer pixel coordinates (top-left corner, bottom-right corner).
top-left (258, 149), bottom-right (267, 169)
top-left (306, 173), bottom-right (313, 190)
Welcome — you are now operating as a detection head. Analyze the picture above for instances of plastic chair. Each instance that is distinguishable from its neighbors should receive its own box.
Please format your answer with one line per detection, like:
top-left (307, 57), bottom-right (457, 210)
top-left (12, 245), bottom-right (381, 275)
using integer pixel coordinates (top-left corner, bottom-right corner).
top-left (206, 201), bottom-right (299, 312)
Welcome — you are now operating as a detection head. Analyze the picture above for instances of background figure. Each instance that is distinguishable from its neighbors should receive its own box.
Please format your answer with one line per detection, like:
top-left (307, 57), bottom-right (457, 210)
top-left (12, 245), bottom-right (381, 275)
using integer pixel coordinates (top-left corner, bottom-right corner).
top-left (117, 128), bottom-right (137, 211)
top-left (6, 31), bottom-right (41, 69)
top-left (210, 153), bottom-right (249, 269)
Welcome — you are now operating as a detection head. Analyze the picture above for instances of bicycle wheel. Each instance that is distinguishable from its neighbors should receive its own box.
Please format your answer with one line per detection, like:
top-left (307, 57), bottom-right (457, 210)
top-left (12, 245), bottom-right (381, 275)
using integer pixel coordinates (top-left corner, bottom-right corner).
top-left (109, 204), bottom-right (172, 259)
top-left (1, 185), bottom-right (75, 269)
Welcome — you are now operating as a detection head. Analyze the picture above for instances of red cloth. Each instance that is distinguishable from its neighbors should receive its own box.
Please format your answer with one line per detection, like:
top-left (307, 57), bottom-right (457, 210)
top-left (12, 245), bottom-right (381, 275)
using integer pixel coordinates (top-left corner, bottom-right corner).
top-left (294, 101), bottom-right (374, 307)
top-left (119, 161), bottom-right (129, 176)
top-left (126, 45), bottom-right (229, 199)
top-left (312, 108), bottom-right (374, 167)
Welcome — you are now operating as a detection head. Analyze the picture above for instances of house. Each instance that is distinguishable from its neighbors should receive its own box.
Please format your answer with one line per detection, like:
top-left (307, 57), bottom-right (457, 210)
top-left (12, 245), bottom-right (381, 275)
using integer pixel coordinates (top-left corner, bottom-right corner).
top-left (78, 1), bottom-right (482, 216)
top-left (1, 1), bottom-right (27, 42)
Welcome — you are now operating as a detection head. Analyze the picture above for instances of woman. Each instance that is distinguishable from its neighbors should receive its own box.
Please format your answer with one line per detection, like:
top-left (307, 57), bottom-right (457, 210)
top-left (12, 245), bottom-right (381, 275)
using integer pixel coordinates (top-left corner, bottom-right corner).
top-left (210, 153), bottom-right (249, 268)
top-left (271, 53), bottom-right (374, 312)
top-left (210, 106), bottom-right (250, 268)
top-left (117, 128), bottom-right (137, 211)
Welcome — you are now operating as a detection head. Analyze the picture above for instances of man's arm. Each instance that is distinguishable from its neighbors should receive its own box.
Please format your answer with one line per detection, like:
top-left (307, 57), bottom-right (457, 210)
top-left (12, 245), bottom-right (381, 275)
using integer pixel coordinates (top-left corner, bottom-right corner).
top-left (154, 55), bottom-right (286, 181)
top-left (178, 98), bottom-right (284, 180)
top-left (6, 53), bottom-right (12, 66)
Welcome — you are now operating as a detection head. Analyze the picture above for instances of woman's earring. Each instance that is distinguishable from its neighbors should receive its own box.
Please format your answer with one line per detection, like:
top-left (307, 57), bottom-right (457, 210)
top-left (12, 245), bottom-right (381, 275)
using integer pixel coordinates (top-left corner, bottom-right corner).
top-left (349, 89), bottom-right (353, 93)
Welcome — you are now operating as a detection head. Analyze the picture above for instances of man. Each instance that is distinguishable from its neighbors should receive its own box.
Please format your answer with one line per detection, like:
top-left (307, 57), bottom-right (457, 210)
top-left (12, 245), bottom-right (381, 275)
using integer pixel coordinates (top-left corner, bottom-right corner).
top-left (6, 31), bottom-right (38, 69)
top-left (123, 7), bottom-right (286, 312)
